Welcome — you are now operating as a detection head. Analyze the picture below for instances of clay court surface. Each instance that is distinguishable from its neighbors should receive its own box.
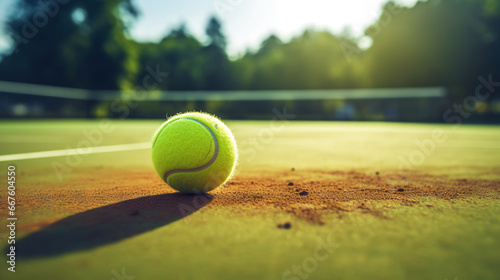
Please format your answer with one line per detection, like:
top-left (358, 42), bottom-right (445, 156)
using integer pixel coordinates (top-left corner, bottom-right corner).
top-left (1, 120), bottom-right (500, 280)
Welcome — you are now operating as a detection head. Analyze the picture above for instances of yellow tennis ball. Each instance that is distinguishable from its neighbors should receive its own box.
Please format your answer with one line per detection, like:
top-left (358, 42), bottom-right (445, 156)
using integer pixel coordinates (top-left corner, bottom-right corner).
top-left (152, 112), bottom-right (238, 193)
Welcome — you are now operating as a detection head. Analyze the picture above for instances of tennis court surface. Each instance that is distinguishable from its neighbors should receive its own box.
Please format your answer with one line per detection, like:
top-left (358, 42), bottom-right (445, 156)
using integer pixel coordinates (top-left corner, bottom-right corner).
top-left (1, 120), bottom-right (499, 280)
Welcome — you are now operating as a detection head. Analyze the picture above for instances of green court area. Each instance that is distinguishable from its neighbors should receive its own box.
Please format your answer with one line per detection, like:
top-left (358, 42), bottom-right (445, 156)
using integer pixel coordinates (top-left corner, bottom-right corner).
top-left (1, 120), bottom-right (499, 280)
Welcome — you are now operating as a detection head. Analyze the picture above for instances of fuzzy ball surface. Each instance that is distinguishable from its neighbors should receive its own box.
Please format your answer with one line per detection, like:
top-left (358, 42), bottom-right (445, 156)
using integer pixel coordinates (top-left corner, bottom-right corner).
top-left (152, 112), bottom-right (238, 193)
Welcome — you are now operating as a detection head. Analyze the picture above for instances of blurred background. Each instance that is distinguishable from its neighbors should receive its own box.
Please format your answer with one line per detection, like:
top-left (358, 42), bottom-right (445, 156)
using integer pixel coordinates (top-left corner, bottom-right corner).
top-left (0, 0), bottom-right (499, 122)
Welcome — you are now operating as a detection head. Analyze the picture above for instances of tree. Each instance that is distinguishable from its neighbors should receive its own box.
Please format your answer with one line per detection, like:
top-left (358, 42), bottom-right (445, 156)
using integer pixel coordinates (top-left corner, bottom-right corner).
top-left (200, 16), bottom-right (231, 90)
top-left (241, 30), bottom-right (360, 90)
top-left (255, 35), bottom-right (282, 57)
top-left (0, 0), bottom-right (139, 90)
top-left (205, 16), bottom-right (226, 50)
top-left (365, 0), bottom-right (500, 102)
top-left (135, 24), bottom-right (205, 91)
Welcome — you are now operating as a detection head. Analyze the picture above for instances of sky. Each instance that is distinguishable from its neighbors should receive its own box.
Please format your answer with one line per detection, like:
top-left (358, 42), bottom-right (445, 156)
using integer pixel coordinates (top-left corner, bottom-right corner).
top-left (0, 0), bottom-right (419, 57)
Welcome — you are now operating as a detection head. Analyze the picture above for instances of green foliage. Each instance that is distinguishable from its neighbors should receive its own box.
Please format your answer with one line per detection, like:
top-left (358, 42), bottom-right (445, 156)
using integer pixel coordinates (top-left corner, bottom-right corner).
top-left (228, 31), bottom-right (362, 90)
top-left (0, 0), bottom-right (139, 90)
top-left (366, 0), bottom-right (500, 101)
top-left (0, 0), bottom-right (499, 117)
top-left (135, 25), bottom-right (206, 91)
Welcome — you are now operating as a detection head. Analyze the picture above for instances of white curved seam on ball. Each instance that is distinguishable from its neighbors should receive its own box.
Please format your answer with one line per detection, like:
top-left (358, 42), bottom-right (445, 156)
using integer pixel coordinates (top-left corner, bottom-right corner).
top-left (163, 118), bottom-right (219, 182)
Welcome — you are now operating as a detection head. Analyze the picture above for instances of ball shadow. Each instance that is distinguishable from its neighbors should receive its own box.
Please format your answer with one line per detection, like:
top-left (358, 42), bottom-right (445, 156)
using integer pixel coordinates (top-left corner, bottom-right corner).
top-left (14, 193), bottom-right (213, 259)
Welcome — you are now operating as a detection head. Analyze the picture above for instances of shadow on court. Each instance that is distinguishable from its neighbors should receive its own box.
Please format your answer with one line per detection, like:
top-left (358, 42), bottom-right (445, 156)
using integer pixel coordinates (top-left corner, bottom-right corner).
top-left (14, 193), bottom-right (213, 259)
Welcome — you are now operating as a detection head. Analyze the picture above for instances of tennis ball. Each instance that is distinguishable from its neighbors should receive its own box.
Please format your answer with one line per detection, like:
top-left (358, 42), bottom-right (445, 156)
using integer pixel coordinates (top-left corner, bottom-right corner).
top-left (151, 112), bottom-right (238, 193)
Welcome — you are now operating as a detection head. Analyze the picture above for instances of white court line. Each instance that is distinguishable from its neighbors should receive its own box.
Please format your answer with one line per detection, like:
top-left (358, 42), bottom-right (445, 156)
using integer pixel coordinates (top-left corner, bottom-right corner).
top-left (0, 142), bottom-right (151, 162)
